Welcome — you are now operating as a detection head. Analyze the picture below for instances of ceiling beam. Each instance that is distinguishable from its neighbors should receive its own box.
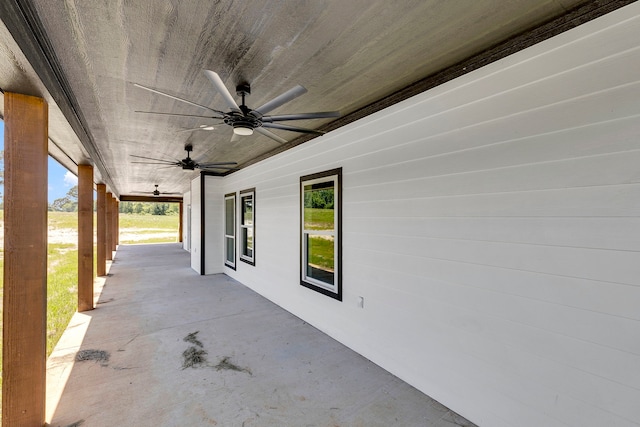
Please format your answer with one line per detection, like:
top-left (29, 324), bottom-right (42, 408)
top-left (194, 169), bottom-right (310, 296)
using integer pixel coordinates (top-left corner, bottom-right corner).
top-left (120, 195), bottom-right (183, 203)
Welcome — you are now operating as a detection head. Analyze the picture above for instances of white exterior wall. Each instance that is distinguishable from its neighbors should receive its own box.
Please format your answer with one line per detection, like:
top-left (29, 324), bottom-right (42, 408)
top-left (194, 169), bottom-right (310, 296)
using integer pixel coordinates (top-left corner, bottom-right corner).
top-left (182, 190), bottom-right (191, 251)
top-left (190, 176), bottom-right (202, 273)
top-left (203, 175), bottom-right (224, 274)
top-left (189, 175), bottom-right (225, 274)
top-left (212, 5), bottom-right (640, 426)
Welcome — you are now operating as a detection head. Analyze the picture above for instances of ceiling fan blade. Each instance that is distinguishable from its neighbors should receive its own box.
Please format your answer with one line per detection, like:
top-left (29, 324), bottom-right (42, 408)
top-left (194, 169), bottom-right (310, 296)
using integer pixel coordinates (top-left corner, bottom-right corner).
top-left (253, 85), bottom-right (307, 115)
top-left (255, 127), bottom-right (287, 144)
top-left (204, 70), bottom-right (240, 112)
top-left (262, 122), bottom-right (324, 135)
top-left (131, 161), bottom-right (179, 166)
top-left (159, 192), bottom-right (181, 195)
top-left (177, 125), bottom-right (222, 133)
top-left (130, 154), bottom-right (177, 163)
top-left (134, 83), bottom-right (225, 116)
top-left (135, 110), bottom-right (224, 119)
top-left (262, 111), bottom-right (341, 122)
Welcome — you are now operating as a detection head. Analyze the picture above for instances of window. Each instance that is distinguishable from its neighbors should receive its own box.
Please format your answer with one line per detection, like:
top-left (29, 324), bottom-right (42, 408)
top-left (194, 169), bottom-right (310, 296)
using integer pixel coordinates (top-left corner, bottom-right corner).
top-left (240, 188), bottom-right (255, 266)
top-left (300, 168), bottom-right (342, 300)
top-left (224, 192), bottom-right (236, 269)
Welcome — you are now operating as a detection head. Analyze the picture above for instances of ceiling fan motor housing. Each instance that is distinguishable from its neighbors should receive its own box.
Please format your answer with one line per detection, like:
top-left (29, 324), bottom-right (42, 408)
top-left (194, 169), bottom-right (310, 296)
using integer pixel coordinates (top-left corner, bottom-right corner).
top-left (225, 112), bottom-right (261, 132)
top-left (181, 144), bottom-right (197, 169)
top-left (228, 82), bottom-right (261, 133)
top-left (236, 83), bottom-right (251, 96)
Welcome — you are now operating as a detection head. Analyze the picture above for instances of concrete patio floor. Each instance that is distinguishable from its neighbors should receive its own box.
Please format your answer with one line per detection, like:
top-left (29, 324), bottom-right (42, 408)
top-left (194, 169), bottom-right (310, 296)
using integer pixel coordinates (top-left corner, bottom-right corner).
top-left (46, 243), bottom-right (476, 427)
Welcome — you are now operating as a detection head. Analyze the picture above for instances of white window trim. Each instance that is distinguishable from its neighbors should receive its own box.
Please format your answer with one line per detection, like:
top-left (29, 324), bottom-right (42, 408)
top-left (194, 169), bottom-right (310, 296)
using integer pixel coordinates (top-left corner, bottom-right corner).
top-left (239, 188), bottom-right (255, 266)
top-left (224, 192), bottom-right (236, 269)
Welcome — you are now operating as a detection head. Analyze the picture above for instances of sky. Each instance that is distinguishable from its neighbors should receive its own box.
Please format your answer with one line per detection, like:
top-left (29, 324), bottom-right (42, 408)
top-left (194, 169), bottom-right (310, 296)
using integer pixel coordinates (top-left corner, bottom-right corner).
top-left (0, 120), bottom-right (78, 203)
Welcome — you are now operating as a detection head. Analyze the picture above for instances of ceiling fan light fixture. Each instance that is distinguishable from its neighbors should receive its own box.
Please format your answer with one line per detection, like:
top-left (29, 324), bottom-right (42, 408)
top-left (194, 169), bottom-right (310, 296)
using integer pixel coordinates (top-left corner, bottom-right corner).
top-left (233, 125), bottom-right (253, 136)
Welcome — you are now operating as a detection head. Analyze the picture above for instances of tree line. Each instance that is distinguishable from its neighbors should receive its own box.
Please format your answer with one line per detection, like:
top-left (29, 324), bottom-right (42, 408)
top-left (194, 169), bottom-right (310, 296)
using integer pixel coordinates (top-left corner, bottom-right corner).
top-left (48, 185), bottom-right (179, 215)
top-left (119, 201), bottom-right (179, 215)
top-left (304, 188), bottom-right (335, 210)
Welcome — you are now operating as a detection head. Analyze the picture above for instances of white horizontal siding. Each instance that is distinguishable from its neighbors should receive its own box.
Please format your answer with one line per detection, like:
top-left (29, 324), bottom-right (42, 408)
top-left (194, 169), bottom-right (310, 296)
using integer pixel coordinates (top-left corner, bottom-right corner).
top-left (203, 175), bottom-right (223, 274)
top-left (349, 217), bottom-right (640, 251)
top-left (347, 150), bottom-right (640, 198)
top-left (189, 176), bottom-right (201, 273)
top-left (348, 185), bottom-right (640, 218)
top-left (349, 237), bottom-right (640, 319)
top-left (351, 232), bottom-right (639, 285)
top-left (181, 191), bottom-right (190, 251)
top-left (213, 4), bottom-right (640, 426)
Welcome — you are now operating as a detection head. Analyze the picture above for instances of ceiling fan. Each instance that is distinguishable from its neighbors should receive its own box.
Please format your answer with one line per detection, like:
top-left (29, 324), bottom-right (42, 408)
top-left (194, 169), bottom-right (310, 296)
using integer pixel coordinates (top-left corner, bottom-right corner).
top-left (130, 144), bottom-right (237, 172)
top-left (134, 184), bottom-right (180, 197)
top-left (134, 70), bottom-right (340, 144)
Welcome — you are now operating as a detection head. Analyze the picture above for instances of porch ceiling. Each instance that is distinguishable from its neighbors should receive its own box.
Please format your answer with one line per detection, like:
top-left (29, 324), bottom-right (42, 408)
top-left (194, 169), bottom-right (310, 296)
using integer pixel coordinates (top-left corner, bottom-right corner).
top-left (0, 0), bottom-right (615, 198)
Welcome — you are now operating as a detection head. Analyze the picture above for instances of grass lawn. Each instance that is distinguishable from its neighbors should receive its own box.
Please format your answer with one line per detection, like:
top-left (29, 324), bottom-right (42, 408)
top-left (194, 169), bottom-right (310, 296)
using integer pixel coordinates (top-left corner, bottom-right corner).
top-left (119, 212), bottom-right (179, 229)
top-left (304, 207), bottom-right (334, 230)
top-left (0, 210), bottom-right (179, 410)
top-left (119, 213), bottom-right (180, 244)
top-left (46, 243), bottom-right (79, 355)
top-left (304, 208), bottom-right (336, 271)
top-left (48, 210), bottom-right (79, 229)
top-left (307, 235), bottom-right (335, 271)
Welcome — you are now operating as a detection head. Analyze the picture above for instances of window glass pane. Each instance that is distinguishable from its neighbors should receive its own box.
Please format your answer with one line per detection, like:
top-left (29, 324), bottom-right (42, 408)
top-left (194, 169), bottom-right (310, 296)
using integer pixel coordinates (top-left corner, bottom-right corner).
top-left (303, 182), bottom-right (334, 231)
top-left (305, 234), bottom-right (334, 285)
top-left (242, 227), bottom-right (253, 257)
top-left (225, 197), bottom-right (235, 235)
top-left (242, 196), bottom-right (253, 225)
top-left (226, 237), bottom-right (235, 262)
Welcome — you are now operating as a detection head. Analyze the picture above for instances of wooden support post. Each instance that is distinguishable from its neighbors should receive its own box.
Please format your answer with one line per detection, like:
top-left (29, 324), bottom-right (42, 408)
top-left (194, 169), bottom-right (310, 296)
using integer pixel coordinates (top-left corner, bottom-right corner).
top-left (78, 164), bottom-right (94, 311)
top-left (96, 184), bottom-right (107, 276)
top-left (106, 192), bottom-right (113, 261)
top-left (2, 92), bottom-right (48, 426)
top-left (179, 202), bottom-right (183, 243)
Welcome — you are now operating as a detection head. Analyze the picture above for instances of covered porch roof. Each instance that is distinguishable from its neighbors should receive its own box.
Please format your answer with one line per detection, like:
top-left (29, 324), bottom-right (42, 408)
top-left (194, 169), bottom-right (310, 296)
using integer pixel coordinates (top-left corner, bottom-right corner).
top-left (0, 0), bottom-right (627, 198)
